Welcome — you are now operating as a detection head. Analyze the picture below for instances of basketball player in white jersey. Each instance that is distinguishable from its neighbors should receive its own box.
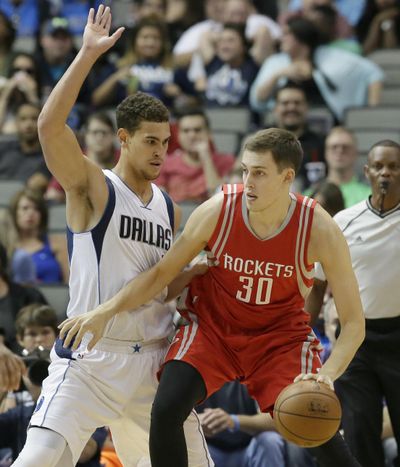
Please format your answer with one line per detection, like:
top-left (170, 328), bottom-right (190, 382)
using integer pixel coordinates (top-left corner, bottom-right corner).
top-left (12, 6), bottom-right (213, 467)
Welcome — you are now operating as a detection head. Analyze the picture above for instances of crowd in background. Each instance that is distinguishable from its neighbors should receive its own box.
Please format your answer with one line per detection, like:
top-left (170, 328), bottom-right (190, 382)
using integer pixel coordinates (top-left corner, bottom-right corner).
top-left (0, 0), bottom-right (399, 466)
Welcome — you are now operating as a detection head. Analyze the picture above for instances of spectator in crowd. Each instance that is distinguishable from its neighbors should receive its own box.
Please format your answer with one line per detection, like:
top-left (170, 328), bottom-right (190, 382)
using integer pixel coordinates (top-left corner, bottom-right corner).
top-left (0, 242), bottom-right (47, 352)
top-left (310, 180), bottom-right (345, 217)
top-left (9, 189), bottom-right (69, 284)
top-left (193, 23), bottom-right (260, 107)
top-left (322, 127), bottom-right (371, 207)
top-left (0, 0), bottom-right (44, 38)
top-left (35, 16), bottom-right (90, 127)
top-left (304, 5), bottom-right (363, 54)
top-left (156, 109), bottom-right (235, 203)
top-left (173, 0), bottom-right (281, 67)
top-left (92, 15), bottom-right (182, 109)
top-left (197, 380), bottom-right (286, 467)
top-left (165, 0), bottom-right (205, 47)
top-left (250, 17), bottom-right (384, 122)
top-left (0, 52), bottom-right (41, 134)
top-left (15, 303), bottom-right (58, 354)
top-left (280, 0), bottom-right (354, 39)
top-left (45, 0), bottom-right (103, 37)
top-left (223, 0), bottom-right (281, 61)
top-left (0, 344), bottom-right (108, 466)
top-left (172, 0), bottom-right (226, 67)
top-left (0, 11), bottom-right (15, 78)
top-left (46, 111), bottom-right (119, 203)
top-left (356, 0), bottom-right (400, 54)
top-left (0, 208), bottom-right (36, 286)
top-left (132, 0), bottom-right (166, 21)
top-left (272, 83), bottom-right (326, 191)
top-left (288, 0), bottom-right (366, 26)
top-left (308, 140), bottom-right (400, 467)
top-left (0, 102), bottom-right (50, 193)
top-left (1, 303), bottom-right (58, 414)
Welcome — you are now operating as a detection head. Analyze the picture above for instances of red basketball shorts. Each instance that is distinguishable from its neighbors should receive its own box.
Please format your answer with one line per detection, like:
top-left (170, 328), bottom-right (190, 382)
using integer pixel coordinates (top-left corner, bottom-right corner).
top-left (161, 320), bottom-right (322, 413)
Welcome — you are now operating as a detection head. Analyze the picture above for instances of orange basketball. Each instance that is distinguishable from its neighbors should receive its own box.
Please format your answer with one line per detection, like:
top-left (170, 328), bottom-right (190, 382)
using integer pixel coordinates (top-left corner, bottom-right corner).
top-left (273, 379), bottom-right (342, 447)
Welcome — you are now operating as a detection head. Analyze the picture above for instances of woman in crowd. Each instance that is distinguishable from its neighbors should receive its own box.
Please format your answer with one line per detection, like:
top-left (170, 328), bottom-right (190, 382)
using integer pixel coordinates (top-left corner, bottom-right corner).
top-left (92, 15), bottom-right (182, 108)
top-left (9, 189), bottom-right (68, 284)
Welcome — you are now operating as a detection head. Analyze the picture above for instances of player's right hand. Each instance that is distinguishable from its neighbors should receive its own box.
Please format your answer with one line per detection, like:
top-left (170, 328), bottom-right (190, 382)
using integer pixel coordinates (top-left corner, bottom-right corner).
top-left (58, 307), bottom-right (110, 352)
top-left (82, 5), bottom-right (125, 57)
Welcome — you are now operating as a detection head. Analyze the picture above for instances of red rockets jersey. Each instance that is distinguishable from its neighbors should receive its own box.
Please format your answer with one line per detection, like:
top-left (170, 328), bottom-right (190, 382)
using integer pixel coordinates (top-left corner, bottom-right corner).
top-left (182, 184), bottom-right (316, 334)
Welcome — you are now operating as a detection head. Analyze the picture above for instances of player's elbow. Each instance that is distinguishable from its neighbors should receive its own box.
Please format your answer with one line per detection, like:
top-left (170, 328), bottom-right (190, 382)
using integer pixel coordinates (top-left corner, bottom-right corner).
top-left (38, 107), bottom-right (63, 139)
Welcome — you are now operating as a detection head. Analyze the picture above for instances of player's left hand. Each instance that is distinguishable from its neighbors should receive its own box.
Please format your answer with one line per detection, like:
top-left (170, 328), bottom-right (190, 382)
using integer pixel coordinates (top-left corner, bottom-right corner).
top-left (294, 372), bottom-right (334, 391)
top-left (58, 306), bottom-right (111, 351)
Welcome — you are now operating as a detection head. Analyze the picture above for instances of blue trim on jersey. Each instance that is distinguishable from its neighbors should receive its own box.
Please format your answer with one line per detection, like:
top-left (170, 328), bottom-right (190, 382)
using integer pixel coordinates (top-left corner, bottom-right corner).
top-left (161, 190), bottom-right (174, 232)
top-left (91, 176), bottom-right (116, 264)
top-left (66, 227), bottom-right (73, 263)
top-left (54, 337), bottom-right (76, 360)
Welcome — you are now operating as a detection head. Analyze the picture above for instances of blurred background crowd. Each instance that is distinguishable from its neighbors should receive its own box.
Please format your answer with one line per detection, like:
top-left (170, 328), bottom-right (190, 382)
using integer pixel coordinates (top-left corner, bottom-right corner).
top-left (0, 0), bottom-right (399, 466)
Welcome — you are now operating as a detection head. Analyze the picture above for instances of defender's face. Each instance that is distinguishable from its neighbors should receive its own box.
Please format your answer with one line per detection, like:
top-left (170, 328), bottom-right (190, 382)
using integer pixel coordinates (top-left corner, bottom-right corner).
top-left (121, 121), bottom-right (170, 181)
top-left (241, 150), bottom-right (292, 212)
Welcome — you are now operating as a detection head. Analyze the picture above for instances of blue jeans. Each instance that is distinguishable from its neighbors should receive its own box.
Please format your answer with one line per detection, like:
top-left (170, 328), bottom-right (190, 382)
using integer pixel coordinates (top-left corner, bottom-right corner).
top-left (208, 431), bottom-right (286, 467)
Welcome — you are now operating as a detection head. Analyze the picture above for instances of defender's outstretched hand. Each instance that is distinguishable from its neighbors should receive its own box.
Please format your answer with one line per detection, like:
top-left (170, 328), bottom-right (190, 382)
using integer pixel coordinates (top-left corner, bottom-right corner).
top-left (83, 5), bottom-right (125, 56)
top-left (58, 307), bottom-right (111, 352)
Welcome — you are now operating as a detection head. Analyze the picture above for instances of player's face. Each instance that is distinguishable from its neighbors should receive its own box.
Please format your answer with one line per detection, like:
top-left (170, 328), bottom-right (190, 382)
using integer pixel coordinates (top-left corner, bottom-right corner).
top-left (241, 150), bottom-right (293, 212)
top-left (365, 146), bottom-right (400, 201)
top-left (121, 121), bottom-right (170, 181)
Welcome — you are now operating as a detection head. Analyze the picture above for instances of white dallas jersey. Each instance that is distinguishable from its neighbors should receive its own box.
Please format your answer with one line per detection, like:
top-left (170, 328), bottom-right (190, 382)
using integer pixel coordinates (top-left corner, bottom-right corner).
top-left (316, 198), bottom-right (400, 319)
top-left (66, 170), bottom-right (174, 341)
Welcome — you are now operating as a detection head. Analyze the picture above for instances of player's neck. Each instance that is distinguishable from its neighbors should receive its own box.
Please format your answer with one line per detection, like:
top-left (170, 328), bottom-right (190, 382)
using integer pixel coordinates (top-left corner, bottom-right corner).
top-left (248, 194), bottom-right (292, 238)
top-left (113, 165), bottom-right (153, 204)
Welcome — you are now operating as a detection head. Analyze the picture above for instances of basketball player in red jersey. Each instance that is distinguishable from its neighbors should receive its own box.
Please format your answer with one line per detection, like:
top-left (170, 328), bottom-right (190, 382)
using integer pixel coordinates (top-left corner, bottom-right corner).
top-left (60, 128), bottom-right (365, 467)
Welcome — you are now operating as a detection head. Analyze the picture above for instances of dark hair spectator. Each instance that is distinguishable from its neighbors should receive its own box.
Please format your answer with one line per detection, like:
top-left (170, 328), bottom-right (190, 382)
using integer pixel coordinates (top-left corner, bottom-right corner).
top-left (92, 15), bottom-right (184, 109)
top-left (0, 10), bottom-right (16, 77)
top-left (0, 52), bottom-right (41, 134)
top-left (356, 0), bottom-right (400, 54)
top-left (310, 181), bottom-right (345, 216)
top-left (250, 17), bottom-right (384, 121)
top-left (9, 189), bottom-right (69, 284)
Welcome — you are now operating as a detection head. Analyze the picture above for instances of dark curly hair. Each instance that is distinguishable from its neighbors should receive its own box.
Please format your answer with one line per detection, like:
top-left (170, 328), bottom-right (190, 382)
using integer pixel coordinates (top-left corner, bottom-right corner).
top-left (116, 91), bottom-right (169, 134)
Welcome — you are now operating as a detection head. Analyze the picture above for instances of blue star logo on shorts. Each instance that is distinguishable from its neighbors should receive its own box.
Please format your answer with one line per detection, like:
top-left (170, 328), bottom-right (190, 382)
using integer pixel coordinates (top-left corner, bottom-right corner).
top-left (132, 344), bottom-right (141, 353)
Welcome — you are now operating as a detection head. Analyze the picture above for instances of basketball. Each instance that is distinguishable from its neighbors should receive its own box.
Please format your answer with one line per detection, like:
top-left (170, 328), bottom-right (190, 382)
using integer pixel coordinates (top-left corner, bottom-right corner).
top-left (273, 379), bottom-right (342, 447)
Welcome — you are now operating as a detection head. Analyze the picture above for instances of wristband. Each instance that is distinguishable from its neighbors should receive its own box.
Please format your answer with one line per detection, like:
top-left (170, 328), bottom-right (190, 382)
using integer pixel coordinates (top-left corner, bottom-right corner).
top-left (229, 414), bottom-right (240, 433)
